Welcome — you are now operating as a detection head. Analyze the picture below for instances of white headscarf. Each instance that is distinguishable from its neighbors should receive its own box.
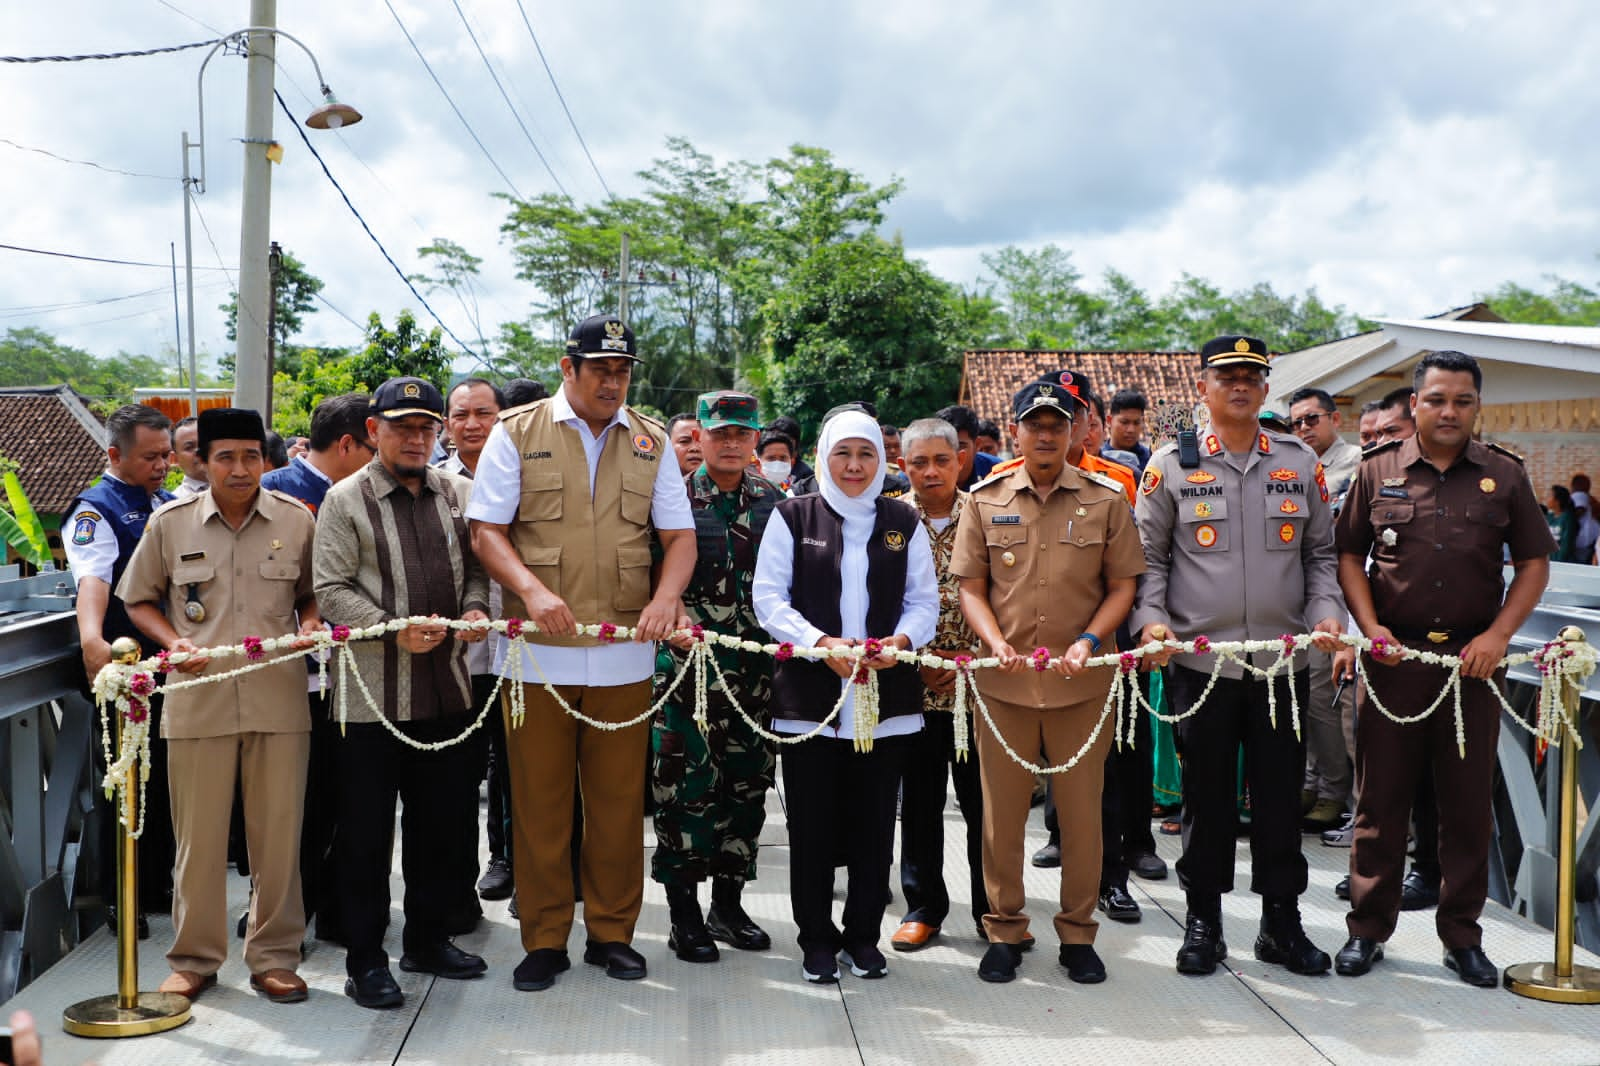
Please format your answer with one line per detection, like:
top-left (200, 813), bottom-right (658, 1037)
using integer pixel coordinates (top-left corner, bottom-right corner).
top-left (814, 410), bottom-right (885, 525)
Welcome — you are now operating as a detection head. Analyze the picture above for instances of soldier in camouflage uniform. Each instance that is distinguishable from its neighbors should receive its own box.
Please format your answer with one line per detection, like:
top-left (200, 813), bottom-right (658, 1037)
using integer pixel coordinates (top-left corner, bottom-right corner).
top-left (652, 391), bottom-right (781, 963)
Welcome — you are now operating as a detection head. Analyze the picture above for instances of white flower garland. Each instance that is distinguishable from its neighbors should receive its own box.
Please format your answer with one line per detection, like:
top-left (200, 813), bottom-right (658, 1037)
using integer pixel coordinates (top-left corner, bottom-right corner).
top-left (88, 620), bottom-right (1595, 824)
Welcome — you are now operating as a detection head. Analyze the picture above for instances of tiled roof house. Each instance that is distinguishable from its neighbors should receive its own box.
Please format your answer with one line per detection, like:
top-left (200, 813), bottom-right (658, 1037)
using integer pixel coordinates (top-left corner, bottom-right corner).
top-left (0, 386), bottom-right (109, 558)
top-left (959, 350), bottom-right (1202, 428)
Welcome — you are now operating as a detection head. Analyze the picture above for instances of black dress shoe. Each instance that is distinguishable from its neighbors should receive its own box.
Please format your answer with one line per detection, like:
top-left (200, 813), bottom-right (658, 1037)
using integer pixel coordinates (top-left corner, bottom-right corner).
top-left (1255, 903), bottom-right (1331, 975)
top-left (508, 891), bottom-right (519, 920)
top-left (1098, 885), bottom-right (1142, 923)
top-left (1335, 936), bottom-right (1384, 976)
top-left (1401, 868), bottom-right (1440, 910)
top-left (345, 965), bottom-right (404, 1009)
top-left (512, 949), bottom-right (570, 992)
top-left (1129, 851), bottom-right (1169, 881)
top-left (399, 940), bottom-right (488, 979)
top-left (1444, 945), bottom-right (1499, 987)
top-left (584, 940), bottom-right (647, 980)
top-left (668, 923), bottom-right (719, 963)
top-left (1031, 842), bottom-right (1061, 868)
top-left (1176, 915), bottom-right (1228, 976)
top-left (1335, 875), bottom-right (1350, 901)
top-left (1059, 943), bottom-right (1106, 984)
top-left (477, 857), bottom-right (514, 901)
top-left (706, 903), bottom-right (771, 951)
top-left (978, 942), bottom-right (1021, 983)
top-left (107, 907), bottom-right (150, 941)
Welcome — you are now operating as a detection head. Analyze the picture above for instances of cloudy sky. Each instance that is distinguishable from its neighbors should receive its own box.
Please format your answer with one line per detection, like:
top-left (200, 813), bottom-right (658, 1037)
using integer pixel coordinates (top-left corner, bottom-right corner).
top-left (2, 0), bottom-right (1596, 373)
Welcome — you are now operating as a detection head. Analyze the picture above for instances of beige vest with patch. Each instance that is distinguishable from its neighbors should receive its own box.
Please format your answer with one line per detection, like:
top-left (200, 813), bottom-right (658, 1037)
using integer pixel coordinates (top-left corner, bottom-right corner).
top-left (499, 399), bottom-right (666, 647)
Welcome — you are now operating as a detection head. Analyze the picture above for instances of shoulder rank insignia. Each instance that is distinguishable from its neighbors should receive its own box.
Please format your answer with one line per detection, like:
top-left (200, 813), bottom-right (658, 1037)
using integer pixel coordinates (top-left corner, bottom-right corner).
top-left (1080, 468), bottom-right (1122, 493)
top-left (1486, 441), bottom-right (1525, 464)
top-left (1258, 432), bottom-right (1273, 454)
top-left (1204, 434), bottom-right (1222, 456)
top-left (1140, 466), bottom-right (1163, 496)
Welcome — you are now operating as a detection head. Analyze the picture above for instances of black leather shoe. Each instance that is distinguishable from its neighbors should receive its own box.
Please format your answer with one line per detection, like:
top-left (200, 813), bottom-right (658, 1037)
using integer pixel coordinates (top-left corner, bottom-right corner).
top-left (1335, 936), bottom-right (1384, 976)
top-left (508, 891), bottom-right (519, 920)
top-left (1059, 943), bottom-right (1106, 984)
top-left (1031, 843), bottom-right (1061, 868)
top-left (584, 940), bottom-right (647, 981)
top-left (1129, 851), bottom-right (1169, 880)
top-left (668, 923), bottom-right (719, 963)
top-left (1401, 868), bottom-right (1440, 910)
top-left (477, 857), bottom-right (514, 901)
top-left (1256, 902), bottom-right (1331, 975)
top-left (512, 949), bottom-right (570, 992)
top-left (706, 903), bottom-right (771, 951)
top-left (978, 942), bottom-right (1022, 983)
top-left (1444, 945), bottom-right (1499, 987)
top-left (345, 965), bottom-right (404, 1009)
top-left (1176, 915), bottom-right (1227, 976)
top-left (1098, 885), bottom-right (1142, 923)
top-left (399, 940), bottom-right (487, 979)
top-left (1335, 875), bottom-right (1351, 901)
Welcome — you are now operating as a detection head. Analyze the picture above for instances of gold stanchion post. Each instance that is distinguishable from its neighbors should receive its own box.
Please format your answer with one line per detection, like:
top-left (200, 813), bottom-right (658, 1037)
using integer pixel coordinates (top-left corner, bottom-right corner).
top-left (62, 638), bottom-right (193, 1038)
top-left (1505, 625), bottom-right (1600, 1004)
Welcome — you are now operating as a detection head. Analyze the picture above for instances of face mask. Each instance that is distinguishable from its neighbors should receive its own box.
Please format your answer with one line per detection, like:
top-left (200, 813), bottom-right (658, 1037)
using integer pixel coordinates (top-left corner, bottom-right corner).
top-left (761, 460), bottom-right (792, 482)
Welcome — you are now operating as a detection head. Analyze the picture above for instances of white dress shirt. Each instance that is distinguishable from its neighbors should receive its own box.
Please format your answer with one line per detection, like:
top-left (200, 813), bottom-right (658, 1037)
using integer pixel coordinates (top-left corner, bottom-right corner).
top-left (465, 388), bottom-right (693, 686)
top-left (753, 508), bottom-right (939, 740)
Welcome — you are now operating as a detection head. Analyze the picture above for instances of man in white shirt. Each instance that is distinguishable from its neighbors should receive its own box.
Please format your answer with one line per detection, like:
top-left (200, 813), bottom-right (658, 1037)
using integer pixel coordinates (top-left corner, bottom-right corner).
top-left (469, 314), bottom-right (695, 993)
top-left (170, 415), bottom-right (209, 498)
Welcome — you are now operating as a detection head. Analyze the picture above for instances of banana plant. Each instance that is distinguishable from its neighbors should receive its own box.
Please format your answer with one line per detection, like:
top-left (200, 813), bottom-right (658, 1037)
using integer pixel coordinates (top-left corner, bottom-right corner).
top-left (1, 469), bottom-right (52, 568)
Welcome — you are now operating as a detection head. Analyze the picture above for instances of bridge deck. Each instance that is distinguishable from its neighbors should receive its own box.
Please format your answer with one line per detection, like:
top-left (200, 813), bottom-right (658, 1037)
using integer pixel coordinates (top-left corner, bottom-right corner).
top-left (11, 781), bottom-right (1600, 1065)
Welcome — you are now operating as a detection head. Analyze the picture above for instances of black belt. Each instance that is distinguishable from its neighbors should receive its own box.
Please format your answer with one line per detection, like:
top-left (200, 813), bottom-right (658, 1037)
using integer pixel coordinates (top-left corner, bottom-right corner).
top-left (1387, 626), bottom-right (1487, 646)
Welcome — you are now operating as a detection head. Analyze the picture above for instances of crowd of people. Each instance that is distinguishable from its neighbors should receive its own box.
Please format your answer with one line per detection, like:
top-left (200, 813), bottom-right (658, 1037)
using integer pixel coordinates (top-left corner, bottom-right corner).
top-left (57, 311), bottom-right (1561, 1018)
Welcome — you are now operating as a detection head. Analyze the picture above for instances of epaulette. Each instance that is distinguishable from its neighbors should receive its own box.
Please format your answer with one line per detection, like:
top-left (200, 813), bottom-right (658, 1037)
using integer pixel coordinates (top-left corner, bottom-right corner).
top-left (1487, 441), bottom-right (1525, 464)
top-left (1150, 441), bottom-right (1178, 459)
top-left (628, 406), bottom-right (667, 434)
top-left (970, 458), bottom-right (1022, 493)
top-left (1359, 439), bottom-right (1402, 460)
top-left (263, 487), bottom-right (315, 518)
top-left (1079, 468), bottom-right (1123, 494)
top-left (498, 396), bottom-right (550, 421)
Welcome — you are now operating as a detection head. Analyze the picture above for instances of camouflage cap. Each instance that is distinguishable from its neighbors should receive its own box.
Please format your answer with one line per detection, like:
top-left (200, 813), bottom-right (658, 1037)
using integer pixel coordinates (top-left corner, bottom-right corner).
top-left (696, 390), bottom-right (761, 431)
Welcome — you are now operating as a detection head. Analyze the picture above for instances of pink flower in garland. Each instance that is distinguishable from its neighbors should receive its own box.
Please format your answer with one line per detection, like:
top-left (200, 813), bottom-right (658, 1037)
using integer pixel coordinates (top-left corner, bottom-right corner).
top-left (129, 672), bottom-right (155, 697)
top-left (1281, 633), bottom-right (1297, 655)
top-left (690, 624), bottom-right (705, 643)
top-left (1192, 635), bottom-right (1211, 655)
top-left (330, 624), bottom-right (352, 643)
top-left (242, 636), bottom-right (265, 661)
top-left (155, 650), bottom-right (173, 673)
top-left (863, 637), bottom-right (883, 660)
top-left (1119, 651), bottom-right (1139, 674)
top-left (505, 618), bottom-right (524, 640)
top-left (1369, 636), bottom-right (1390, 659)
top-left (125, 698), bottom-right (149, 725)
top-left (597, 621), bottom-right (618, 644)
top-left (1031, 647), bottom-right (1052, 672)
top-left (953, 653), bottom-right (974, 671)
top-left (775, 642), bottom-right (794, 663)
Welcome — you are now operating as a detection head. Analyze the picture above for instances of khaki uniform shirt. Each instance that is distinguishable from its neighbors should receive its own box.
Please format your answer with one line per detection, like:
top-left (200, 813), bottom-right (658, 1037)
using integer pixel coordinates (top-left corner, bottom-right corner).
top-left (1131, 428), bottom-right (1345, 677)
top-left (950, 461), bottom-right (1146, 708)
top-left (117, 489), bottom-right (316, 739)
top-left (1335, 436), bottom-right (1553, 635)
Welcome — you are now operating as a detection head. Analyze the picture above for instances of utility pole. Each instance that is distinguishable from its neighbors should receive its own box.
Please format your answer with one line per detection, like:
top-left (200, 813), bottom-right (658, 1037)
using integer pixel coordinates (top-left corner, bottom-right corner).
top-left (234, 0), bottom-right (277, 417)
top-left (617, 232), bottom-right (630, 321)
top-left (180, 133), bottom-right (199, 418)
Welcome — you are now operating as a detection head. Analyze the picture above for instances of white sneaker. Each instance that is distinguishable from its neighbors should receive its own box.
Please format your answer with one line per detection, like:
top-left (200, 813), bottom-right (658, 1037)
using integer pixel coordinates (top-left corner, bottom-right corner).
top-left (1322, 816), bottom-right (1354, 848)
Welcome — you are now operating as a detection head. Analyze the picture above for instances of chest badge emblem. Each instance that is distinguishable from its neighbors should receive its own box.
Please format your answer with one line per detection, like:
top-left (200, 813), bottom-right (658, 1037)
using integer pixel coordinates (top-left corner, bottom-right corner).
top-left (1279, 522), bottom-right (1296, 544)
top-left (1075, 506), bottom-right (1087, 517)
top-left (1195, 524), bottom-right (1217, 548)
top-left (1279, 500), bottom-right (1300, 515)
top-left (633, 433), bottom-right (656, 454)
top-left (1185, 471), bottom-right (1217, 484)
top-left (1479, 477), bottom-right (1496, 494)
top-left (884, 530), bottom-right (906, 551)
top-left (1194, 502), bottom-right (1213, 518)
top-left (1267, 468), bottom-right (1298, 482)
top-left (1001, 550), bottom-right (1016, 567)
top-left (1382, 477), bottom-right (1407, 488)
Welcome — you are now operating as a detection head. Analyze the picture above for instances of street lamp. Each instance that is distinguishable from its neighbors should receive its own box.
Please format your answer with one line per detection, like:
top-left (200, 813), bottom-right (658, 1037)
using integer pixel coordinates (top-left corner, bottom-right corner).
top-left (180, 14), bottom-right (362, 418)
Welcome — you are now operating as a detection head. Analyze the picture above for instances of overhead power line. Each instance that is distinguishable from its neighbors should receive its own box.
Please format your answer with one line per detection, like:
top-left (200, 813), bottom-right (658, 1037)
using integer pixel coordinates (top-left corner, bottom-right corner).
top-left (0, 137), bottom-right (175, 181)
top-left (275, 91), bottom-right (484, 360)
top-left (0, 242), bottom-right (233, 271)
top-left (448, 0), bottom-right (569, 200)
top-left (0, 38), bottom-right (219, 63)
top-left (382, 0), bottom-right (526, 201)
top-left (511, 0), bottom-right (614, 202)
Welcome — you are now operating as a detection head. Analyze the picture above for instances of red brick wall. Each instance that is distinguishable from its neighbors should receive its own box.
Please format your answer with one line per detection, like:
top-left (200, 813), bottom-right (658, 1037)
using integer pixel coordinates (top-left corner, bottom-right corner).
top-left (1483, 432), bottom-right (1600, 499)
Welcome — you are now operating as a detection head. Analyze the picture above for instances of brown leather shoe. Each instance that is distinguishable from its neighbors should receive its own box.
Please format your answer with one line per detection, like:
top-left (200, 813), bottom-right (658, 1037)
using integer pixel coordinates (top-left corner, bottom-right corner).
top-left (159, 970), bottom-right (217, 1000)
top-left (890, 921), bottom-right (941, 952)
top-left (250, 968), bottom-right (309, 1003)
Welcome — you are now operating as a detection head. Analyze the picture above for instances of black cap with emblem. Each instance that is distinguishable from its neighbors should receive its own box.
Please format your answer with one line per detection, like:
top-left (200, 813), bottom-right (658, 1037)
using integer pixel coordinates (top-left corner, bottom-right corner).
top-left (567, 313), bottom-right (642, 362)
top-left (369, 376), bottom-right (445, 422)
top-left (1012, 380), bottom-right (1081, 422)
top-left (1200, 335), bottom-right (1271, 372)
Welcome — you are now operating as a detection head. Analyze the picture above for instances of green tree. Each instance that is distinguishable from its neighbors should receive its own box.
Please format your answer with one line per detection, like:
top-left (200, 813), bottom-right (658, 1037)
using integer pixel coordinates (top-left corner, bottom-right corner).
top-left (270, 348), bottom-right (361, 438)
top-left (980, 244), bottom-right (1090, 348)
top-left (344, 310), bottom-right (451, 392)
top-left (1477, 276), bottom-right (1600, 326)
top-left (220, 249), bottom-right (325, 378)
top-left (0, 327), bottom-right (175, 407)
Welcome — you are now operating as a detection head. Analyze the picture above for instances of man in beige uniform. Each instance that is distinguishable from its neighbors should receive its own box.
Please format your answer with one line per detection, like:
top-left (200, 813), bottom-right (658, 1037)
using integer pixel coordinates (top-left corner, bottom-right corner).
top-left (953, 380), bottom-right (1146, 985)
top-left (119, 407), bottom-right (319, 1003)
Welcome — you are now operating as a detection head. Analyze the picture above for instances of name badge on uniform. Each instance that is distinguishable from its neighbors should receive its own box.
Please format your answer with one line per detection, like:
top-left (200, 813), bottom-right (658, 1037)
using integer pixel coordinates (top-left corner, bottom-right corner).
top-left (990, 514), bottom-right (1021, 525)
top-left (1378, 487), bottom-right (1409, 499)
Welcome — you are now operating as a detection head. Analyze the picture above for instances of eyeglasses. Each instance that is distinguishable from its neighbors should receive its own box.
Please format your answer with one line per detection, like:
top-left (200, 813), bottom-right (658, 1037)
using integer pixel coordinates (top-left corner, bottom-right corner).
top-left (1290, 413), bottom-right (1325, 430)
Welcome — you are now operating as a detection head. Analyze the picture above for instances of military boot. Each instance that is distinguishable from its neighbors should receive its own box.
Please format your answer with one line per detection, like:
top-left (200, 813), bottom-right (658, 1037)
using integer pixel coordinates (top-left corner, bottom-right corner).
top-left (707, 877), bottom-right (771, 951)
top-left (665, 884), bottom-right (718, 963)
top-left (1255, 898), bottom-right (1331, 975)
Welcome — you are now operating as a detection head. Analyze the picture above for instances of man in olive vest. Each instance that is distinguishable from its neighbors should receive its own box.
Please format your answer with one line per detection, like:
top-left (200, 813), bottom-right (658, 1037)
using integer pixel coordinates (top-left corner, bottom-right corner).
top-left (469, 313), bottom-right (696, 993)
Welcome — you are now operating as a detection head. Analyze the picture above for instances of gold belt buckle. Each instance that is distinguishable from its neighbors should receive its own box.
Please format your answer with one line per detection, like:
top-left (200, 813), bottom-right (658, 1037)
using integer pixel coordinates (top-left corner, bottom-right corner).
top-left (1426, 631), bottom-right (1450, 645)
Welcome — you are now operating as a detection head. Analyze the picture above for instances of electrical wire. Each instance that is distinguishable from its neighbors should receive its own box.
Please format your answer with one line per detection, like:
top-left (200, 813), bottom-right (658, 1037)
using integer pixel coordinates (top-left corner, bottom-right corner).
top-left (152, 0), bottom-right (225, 36)
top-left (275, 91), bottom-right (484, 360)
top-left (0, 39), bottom-right (219, 63)
top-left (382, 0), bottom-right (526, 201)
top-left (0, 242), bottom-right (232, 271)
top-left (511, 0), bottom-right (615, 202)
top-left (0, 138), bottom-right (175, 181)
top-left (448, 0), bottom-right (570, 199)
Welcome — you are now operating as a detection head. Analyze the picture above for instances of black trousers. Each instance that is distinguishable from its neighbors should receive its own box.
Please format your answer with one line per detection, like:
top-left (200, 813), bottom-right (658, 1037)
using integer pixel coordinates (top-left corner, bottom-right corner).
top-left (782, 732), bottom-right (910, 955)
top-left (898, 713), bottom-right (986, 930)
top-left (1095, 673), bottom-right (1156, 891)
top-left (300, 692), bottom-right (340, 926)
top-left (475, 674), bottom-right (512, 865)
top-left (337, 717), bottom-right (485, 974)
top-left (1169, 666), bottom-right (1309, 904)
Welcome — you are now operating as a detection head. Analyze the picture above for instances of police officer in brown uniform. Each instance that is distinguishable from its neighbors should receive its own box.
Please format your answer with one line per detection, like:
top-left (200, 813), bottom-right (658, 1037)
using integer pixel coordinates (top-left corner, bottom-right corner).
top-left (1333, 350), bottom-right (1553, 987)
top-left (953, 380), bottom-right (1145, 984)
top-left (1132, 336), bottom-right (1351, 978)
